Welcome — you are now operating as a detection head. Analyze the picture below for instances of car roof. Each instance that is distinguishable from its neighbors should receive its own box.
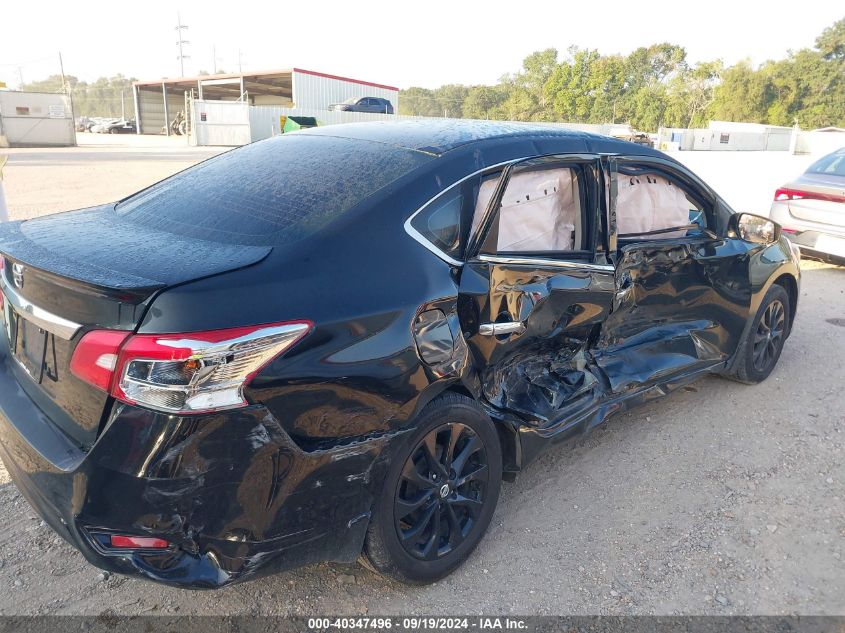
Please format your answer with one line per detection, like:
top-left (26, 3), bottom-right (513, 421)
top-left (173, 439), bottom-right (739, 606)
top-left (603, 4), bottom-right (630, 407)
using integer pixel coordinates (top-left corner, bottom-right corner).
top-left (297, 119), bottom-right (653, 157)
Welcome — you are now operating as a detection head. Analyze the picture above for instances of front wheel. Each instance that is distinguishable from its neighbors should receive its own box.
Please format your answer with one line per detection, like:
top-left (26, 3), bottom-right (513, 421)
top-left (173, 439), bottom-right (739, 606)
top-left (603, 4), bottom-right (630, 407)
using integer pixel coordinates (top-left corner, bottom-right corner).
top-left (361, 393), bottom-right (502, 584)
top-left (724, 284), bottom-right (791, 384)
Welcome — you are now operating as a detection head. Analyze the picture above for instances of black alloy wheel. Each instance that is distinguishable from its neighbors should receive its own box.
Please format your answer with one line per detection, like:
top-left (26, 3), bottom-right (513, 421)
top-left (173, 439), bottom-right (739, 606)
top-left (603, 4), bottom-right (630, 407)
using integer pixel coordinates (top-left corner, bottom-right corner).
top-left (752, 298), bottom-right (786, 372)
top-left (723, 283), bottom-right (791, 384)
top-left (394, 422), bottom-right (489, 561)
top-left (361, 393), bottom-right (502, 583)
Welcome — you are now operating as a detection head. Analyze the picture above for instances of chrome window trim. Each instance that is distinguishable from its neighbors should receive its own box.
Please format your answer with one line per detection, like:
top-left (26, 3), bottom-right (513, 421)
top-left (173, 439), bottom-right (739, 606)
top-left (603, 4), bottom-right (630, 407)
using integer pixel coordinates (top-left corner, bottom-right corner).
top-left (403, 158), bottom-right (530, 266)
top-left (404, 153), bottom-right (618, 267)
top-left (478, 254), bottom-right (614, 273)
top-left (0, 275), bottom-right (82, 340)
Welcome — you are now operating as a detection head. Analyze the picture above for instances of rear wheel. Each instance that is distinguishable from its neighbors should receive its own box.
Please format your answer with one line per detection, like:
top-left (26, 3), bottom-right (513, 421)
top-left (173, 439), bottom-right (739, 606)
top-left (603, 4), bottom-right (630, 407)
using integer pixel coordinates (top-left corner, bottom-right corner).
top-left (724, 284), bottom-right (790, 384)
top-left (361, 393), bottom-right (502, 583)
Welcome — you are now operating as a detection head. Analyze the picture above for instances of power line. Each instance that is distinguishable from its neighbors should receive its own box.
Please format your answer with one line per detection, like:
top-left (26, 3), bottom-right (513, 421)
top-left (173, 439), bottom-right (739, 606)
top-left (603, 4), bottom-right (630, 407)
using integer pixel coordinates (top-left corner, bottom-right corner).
top-left (0, 55), bottom-right (54, 67)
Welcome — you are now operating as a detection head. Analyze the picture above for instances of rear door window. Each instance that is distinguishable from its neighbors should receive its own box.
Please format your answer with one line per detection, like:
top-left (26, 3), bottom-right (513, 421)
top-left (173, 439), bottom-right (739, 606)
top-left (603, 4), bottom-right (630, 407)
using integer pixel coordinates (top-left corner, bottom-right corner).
top-left (476, 156), bottom-right (599, 258)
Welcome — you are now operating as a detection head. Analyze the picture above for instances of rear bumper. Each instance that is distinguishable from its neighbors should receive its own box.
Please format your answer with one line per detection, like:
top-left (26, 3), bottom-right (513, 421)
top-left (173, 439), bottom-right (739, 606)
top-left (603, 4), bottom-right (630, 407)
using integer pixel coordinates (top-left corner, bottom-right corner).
top-left (784, 231), bottom-right (845, 263)
top-left (0, 345), bottom-right (390, 588)
top-left (769, 201), bottom-right (845, 262)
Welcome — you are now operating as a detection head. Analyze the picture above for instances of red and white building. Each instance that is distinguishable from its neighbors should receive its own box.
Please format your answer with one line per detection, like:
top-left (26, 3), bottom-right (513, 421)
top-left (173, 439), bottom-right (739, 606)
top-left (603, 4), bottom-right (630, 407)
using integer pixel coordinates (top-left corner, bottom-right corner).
top-left (133, 68), bottom-right (399, 135)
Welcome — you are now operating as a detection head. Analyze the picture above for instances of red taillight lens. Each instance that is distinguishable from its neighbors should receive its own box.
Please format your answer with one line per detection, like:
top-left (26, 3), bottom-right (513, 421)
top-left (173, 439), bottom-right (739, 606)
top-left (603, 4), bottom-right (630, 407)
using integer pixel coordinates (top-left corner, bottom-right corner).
top-left (110, 535), bottom-right (170, 549)
top-left (70, 330), bottom-right (131, 392)
top-left (775, 187), bottom-right (845, 203)
top-left (70, 321), bottom-right (312, 413)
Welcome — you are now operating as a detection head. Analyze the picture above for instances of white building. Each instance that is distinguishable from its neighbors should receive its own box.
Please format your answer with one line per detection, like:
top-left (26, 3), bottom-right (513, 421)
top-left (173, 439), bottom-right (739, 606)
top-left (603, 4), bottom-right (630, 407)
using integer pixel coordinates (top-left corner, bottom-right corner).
top-left (133, 68), bottom-right (399, 135)
top-left (658, 120), bottom-right (792, 151)
top-left (0, 91), bottom-right (76, 147)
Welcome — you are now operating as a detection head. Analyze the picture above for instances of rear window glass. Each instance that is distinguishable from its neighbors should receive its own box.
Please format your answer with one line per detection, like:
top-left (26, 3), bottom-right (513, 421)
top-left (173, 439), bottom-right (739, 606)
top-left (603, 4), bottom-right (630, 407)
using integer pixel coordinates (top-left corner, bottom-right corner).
top-left (116, 134), bottom-right (432, 246)
top-left (807, 152), bottom-right (845, 177)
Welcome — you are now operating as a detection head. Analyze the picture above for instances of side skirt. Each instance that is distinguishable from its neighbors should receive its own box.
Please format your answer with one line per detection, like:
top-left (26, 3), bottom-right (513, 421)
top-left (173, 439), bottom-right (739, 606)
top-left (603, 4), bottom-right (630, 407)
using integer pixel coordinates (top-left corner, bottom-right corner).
top-left (515, 361), bottom-right (724, 468)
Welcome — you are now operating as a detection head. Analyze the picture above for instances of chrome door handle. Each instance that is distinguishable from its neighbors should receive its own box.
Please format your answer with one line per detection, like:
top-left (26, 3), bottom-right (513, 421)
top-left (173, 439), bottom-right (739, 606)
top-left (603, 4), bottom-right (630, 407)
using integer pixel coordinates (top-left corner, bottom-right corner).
top-left (615, 273), bottom-right (634, 303)
top-left (479, 322), bottom-right (526, 336)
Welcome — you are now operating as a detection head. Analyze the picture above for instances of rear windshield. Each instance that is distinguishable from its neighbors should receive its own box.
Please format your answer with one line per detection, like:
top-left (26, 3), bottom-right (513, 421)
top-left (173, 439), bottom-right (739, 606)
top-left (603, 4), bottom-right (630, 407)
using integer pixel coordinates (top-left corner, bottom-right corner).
top-left (806, 151), bottom-right (845, 177)
top-left (116, 134), bottom-right (432, 246)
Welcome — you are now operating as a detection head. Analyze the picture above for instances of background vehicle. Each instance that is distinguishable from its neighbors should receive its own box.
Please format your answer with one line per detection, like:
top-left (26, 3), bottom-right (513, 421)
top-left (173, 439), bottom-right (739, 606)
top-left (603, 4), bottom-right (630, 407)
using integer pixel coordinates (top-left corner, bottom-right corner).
top-left (329, 96), bottom-right (394, 114)
top-left (0, 121), bottom-right (799, 589)
top-left (769, 147), bottom-right (845, 263)
top-left (75, 116), bottom-right (93, 132)
top-left (610, 125), bottom-right (655, 148)
top-left (89, 119), bottom-right (136, 134)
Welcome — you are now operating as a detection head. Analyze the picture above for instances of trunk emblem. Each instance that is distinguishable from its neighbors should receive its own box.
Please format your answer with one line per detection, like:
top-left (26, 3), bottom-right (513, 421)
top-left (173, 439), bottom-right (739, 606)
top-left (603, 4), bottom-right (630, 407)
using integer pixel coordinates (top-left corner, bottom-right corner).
top-left (12, 263), bottom-right (24, 289)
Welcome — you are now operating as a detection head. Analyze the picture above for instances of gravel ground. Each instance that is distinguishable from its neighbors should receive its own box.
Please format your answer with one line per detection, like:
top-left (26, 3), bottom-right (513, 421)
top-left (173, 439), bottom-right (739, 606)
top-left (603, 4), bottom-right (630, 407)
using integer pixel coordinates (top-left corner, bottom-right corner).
top-left (0, 136), bottom-right (842, 615)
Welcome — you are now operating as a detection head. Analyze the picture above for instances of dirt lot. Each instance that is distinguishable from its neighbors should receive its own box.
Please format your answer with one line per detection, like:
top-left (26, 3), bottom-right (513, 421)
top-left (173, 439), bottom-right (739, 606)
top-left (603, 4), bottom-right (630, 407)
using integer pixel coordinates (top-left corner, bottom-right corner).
top-left (0, 136), bottom-right (843, 616)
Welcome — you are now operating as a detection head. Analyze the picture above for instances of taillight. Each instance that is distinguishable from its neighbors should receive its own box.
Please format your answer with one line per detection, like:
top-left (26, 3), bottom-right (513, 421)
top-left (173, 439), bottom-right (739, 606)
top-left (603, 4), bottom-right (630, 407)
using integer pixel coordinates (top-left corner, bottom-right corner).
top-left (110, 535), bottom-right (170, 549)
top-left (774, 187), bottom-right (845, 203)
top-left (70, 330), bottom-right (131, 391)
top-left (71, 321), bottom-right (312, 414)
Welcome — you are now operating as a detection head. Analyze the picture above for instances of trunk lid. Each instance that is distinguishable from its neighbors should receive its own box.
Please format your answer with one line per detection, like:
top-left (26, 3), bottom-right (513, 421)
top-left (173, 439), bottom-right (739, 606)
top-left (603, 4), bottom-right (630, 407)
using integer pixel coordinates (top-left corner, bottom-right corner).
top-left (786, 174), bottom-right (845, 228)
top-left (0, 205), bottom-right (271, 450)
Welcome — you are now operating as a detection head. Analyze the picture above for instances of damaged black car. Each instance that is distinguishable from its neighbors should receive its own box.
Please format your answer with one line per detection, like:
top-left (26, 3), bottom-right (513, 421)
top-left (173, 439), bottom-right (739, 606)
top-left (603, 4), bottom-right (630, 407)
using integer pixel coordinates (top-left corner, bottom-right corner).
top-left (0, 121), bottom-right (800, 588)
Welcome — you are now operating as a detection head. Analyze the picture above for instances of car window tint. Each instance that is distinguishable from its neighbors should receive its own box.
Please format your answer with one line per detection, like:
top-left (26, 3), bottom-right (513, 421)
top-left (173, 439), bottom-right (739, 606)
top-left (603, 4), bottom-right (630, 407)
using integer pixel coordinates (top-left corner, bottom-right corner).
top-left (493, 166), bottom-right (583, 253)
top-left (116, 135), bottom-right (432, 246)
top-left (411, 189), bottom-right (463, 258)
top-left (614, 169), bottom-right (704, 239)
top-left (411, 171), bottom-right (501, 261)
top-left (807, 153), bottom-right (845, 177)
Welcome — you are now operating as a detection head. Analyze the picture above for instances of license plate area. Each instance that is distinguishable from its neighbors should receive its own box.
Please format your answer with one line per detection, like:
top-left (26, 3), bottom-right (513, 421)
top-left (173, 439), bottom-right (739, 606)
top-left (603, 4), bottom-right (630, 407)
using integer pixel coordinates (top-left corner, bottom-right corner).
top-left (5, 305), bottom-right (54, 383)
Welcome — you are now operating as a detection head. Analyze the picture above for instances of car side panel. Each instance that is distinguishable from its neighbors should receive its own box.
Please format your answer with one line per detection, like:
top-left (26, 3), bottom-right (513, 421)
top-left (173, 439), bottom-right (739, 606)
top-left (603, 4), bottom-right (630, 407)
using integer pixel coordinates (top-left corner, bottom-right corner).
top-left (595, 237), bottom-right (753, 393)
top-left (458, 261), bottom-right (615, 424)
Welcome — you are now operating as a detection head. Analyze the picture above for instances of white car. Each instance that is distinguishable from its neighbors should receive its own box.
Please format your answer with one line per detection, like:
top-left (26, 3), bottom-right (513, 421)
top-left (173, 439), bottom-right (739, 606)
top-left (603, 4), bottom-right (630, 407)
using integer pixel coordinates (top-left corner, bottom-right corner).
top-left (769, 147), bottom-right (845, 264)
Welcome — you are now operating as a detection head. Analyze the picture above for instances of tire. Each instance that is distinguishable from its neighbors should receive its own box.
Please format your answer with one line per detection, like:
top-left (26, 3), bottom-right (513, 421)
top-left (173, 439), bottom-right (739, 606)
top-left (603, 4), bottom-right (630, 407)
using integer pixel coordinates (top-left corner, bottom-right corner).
top-left (360, 393), bottom-right (502, 584)
top-left (724, 284), bottom-right (790, 384)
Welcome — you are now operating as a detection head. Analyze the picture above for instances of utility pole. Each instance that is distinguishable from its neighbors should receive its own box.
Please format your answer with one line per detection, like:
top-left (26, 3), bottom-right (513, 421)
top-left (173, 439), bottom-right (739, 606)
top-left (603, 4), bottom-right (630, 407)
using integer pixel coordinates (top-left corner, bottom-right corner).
top-left (175, 12), bottom-right (190, 77)
top-left (212, 44), bottom-right (217, 74)
top-left (16, 66), bottom-right (23, 90)
top-left (238, 48), bottom-right (243, 73)
top-left (58, 51), bottom-right (76, 143)
top-left (58, 52), bottom-right (67, 92)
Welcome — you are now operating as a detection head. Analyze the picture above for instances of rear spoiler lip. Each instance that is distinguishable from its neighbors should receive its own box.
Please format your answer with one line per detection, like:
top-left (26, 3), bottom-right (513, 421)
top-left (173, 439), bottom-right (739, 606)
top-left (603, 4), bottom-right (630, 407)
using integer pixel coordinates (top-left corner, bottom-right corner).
top-left (0, 251), bottom-right (160, 302)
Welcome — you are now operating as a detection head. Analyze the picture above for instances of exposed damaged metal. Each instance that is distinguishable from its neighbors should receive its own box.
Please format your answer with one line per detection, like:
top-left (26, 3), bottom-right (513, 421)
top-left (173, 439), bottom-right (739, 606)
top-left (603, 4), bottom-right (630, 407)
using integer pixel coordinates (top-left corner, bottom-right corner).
top-left (0, 120), bottom-right (800, 588)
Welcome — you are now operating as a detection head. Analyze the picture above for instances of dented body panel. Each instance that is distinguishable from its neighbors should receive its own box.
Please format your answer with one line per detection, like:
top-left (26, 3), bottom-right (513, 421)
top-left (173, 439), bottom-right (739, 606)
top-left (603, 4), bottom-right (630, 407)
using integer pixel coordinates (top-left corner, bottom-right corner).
top-left (0, 121), bottom-right (800, 588)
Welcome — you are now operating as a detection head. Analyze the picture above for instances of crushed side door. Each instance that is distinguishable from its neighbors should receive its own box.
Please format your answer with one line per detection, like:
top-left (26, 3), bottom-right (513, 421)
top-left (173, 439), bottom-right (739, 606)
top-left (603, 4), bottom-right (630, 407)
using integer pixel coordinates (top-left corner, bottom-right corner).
top-left (458, 155), bottom-right (616, 425)
top-left (593, 156), bottom-right (753, 395)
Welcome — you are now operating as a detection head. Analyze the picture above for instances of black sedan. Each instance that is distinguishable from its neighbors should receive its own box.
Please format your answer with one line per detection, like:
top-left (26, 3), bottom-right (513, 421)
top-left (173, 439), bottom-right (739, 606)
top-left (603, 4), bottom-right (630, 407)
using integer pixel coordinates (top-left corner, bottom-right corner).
top-left (0, 121), bottom-right (800, 588)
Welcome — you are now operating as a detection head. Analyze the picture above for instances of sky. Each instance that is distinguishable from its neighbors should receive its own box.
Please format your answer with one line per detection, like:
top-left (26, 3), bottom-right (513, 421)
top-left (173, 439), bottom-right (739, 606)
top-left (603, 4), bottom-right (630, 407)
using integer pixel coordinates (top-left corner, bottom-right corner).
top-left (0, 1), bottom-right (841, 89)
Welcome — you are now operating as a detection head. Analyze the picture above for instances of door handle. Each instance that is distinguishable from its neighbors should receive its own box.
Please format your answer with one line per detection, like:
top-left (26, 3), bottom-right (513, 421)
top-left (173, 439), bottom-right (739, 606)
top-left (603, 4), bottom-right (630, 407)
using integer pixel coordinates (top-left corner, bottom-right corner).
top-left (479, 322), bottom-right (526, 336)
top-left (615, 273), bottom-right (634, 303)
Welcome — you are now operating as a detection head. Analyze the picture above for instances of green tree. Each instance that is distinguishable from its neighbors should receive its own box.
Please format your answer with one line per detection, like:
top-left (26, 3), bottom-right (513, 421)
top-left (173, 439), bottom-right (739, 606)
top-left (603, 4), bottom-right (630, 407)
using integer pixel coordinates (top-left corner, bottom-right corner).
top-left (710, 60), bottom-right (771, 123)
top-left (23, 74), bottom-right (137, 119)
top-left (398, 87), bottom-right (439, 117)
top-left (433, 84), bottom-right (470, 118)
top-left (816, 16), bottom-right (845, 60)
top-left (462, 85), bottom-right (508, 119)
